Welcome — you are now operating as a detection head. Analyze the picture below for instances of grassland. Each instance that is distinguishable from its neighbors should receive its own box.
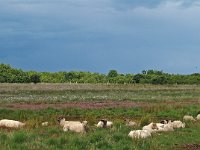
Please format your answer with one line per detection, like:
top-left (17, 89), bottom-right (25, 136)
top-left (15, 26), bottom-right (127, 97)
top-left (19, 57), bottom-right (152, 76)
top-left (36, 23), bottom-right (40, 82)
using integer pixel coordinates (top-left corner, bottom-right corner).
top-left (1, 83), bottom-right (200, 104)
top-left (1, 83), bottom-right (200, 150)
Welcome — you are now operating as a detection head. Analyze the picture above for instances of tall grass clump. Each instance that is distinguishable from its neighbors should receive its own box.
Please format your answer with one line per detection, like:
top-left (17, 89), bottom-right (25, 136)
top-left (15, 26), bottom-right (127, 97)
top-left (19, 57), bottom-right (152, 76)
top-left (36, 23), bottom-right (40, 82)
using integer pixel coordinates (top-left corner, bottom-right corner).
top-left (0, 133), bottom-right (8, 145)
top-left (140, 115), bottom-right (152, 127)
top-left (12, 131), bottom-right (27, 143)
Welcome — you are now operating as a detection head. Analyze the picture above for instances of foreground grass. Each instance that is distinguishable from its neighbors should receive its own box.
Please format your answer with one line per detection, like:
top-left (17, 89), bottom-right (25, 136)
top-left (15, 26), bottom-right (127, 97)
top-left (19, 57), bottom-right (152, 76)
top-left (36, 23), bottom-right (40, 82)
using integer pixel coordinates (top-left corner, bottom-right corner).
top-left (2, 123), bottom-right (200, 150)
top-left (1, 83), bottom-right (200, 103)
top-left (1, 83), bottom-right (200, 149)
top-left (1, 105), bottom-right (200, 150)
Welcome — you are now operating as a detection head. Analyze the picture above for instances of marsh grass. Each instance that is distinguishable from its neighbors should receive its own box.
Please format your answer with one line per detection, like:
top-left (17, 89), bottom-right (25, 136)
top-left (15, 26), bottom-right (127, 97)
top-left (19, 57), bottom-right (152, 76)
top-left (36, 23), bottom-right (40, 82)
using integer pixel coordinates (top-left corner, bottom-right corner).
top-left (1, 105), bottom-right (200, 149)
top-left (1, 84), bottom-right (200, 149)
top-left (140, 115), bottom-right (152, 127)
top-left (1, 83), bottom-right (200, 103)
top-left (12, 131), bottom-right (27, 143)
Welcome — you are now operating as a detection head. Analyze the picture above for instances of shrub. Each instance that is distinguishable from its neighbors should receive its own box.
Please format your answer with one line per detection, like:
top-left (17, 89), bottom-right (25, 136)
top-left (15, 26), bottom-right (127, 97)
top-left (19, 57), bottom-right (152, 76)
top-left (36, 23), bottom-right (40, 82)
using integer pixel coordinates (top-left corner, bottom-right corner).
top-left (30, 74), bottom-right (41, 84)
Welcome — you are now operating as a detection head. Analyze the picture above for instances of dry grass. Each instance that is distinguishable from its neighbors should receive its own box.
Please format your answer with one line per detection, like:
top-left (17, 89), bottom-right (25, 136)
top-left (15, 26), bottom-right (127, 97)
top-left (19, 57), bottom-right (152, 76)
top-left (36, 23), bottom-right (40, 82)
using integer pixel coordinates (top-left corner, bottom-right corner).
top-left (0, 83), bottom-right (200, 91)
top-left (1, 83), bottom-right (200, 104)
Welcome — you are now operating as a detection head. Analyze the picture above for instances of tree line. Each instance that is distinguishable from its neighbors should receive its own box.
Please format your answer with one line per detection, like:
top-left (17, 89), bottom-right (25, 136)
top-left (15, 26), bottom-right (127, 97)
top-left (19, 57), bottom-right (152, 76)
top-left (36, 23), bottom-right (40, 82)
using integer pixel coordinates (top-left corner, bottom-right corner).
top-left (1, 63), bottom-right (200, 84)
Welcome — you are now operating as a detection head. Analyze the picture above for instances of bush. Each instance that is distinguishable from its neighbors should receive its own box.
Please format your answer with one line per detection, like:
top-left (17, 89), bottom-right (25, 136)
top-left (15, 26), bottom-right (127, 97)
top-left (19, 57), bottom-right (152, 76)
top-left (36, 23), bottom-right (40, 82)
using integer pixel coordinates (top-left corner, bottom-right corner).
top-left (2, 63), bottom-right (200, 84)
top-left (30, 74), bottom-right (41, 84)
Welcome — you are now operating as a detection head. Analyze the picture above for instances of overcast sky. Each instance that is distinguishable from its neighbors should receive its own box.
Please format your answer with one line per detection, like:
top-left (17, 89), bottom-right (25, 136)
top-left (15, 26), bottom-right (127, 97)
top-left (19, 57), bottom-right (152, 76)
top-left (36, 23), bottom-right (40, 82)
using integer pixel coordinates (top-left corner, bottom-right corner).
top-left (1, 0), bottom-right (200, 74)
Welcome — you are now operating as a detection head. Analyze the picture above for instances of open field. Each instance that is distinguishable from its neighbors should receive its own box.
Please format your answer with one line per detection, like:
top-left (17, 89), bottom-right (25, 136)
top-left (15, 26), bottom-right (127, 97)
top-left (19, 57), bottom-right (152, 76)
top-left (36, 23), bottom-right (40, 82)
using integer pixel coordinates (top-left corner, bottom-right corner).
top-left (1, 83), bottom-right (200, 104)
top-left (1, 83), bottom-right (200, 149)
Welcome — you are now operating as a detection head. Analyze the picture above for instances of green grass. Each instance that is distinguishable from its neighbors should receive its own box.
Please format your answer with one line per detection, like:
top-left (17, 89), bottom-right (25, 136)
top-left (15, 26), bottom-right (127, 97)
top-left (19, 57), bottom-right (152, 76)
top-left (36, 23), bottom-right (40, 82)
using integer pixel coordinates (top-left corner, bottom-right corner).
top-left (1, 105), bottom-right (200, 150)
top-left (1, 117), bottom-right (200, 150)
top-left (1, 83), bottom-right (200, 103)
top-left (1, 83), bottom-right (200, 149)
top-left (0, 104), bottom-right (199, 121)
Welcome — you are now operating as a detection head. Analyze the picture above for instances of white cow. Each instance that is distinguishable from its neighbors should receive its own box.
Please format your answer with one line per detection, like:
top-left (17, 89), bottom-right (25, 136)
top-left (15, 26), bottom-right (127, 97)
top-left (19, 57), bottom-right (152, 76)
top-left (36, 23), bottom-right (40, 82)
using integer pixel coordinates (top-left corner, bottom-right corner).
top-left (183, 115), bottom-right (196, 121)
top-left (128, 130), bottom-right (151, 139)
top-left (58, 117), bottom-right (87, 133)
top-left (196, 114), bottom-right (200, 120)
top-left (169, 120), bottom-right (185, 129)
top-left (96, 119), bottom-right (113, 128)
top-left (142, 122), bottom-right (159, 133)
top-left (0, 119), bottom-right (25, 128)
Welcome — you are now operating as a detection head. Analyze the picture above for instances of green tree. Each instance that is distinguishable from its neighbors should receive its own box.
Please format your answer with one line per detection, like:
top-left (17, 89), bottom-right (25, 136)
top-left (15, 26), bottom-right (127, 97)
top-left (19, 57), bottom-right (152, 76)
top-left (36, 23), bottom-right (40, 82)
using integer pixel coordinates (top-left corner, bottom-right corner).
top-left (107, 70), bottom-right (118, 78)
top-left (151, 75), bottom-right (168, 84)
top-left (132, 74), bottom-right (145, 83)
top-left (30, 74), bottom-right (40, 84)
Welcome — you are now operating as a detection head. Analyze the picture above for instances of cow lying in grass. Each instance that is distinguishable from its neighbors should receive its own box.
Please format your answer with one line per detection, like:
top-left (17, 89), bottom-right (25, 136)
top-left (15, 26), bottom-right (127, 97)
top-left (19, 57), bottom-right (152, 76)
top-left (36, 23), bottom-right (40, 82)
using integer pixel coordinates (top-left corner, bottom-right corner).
top-left (169, 120), bottom-right (185, 129)
top-left (142, 122), bottom-right (159, 133)
top-left (57, 117), bottom-right (87, 133)
top-left (0, 119), bottom-right (25, 128)
top-left (160, 119), bottom-right (170, 124)
top-left (125, 119), bottom-right (137, 127)
top-left (96, 119), bottom-right (113, 128)
top-left (129, 119), bottom-right (185, 139)
top-left (128, 130), bottom-right (151, 139)
top-left (197, 114), bottom-right (200, 120)
top-left (183, 115), bottom-right (196, 121)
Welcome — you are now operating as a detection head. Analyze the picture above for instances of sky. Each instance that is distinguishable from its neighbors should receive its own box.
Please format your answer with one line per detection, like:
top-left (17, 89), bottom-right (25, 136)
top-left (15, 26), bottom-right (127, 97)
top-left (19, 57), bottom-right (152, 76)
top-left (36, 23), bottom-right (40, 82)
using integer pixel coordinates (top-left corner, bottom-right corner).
top-left (0, 0), bottom-right (200, 74)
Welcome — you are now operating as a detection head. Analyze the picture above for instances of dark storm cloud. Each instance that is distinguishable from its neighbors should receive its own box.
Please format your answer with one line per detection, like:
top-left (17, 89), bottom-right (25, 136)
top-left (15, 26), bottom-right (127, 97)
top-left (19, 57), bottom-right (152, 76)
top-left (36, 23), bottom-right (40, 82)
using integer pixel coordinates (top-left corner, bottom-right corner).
top-left (1, 0), bottom-right (200, 73)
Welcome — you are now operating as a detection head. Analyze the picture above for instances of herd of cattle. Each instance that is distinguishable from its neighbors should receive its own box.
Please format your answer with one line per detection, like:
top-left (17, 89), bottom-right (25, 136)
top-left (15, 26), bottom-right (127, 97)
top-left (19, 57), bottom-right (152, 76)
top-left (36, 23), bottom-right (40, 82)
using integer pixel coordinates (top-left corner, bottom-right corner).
top-left (0, 112), bottom-right (200, 139)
